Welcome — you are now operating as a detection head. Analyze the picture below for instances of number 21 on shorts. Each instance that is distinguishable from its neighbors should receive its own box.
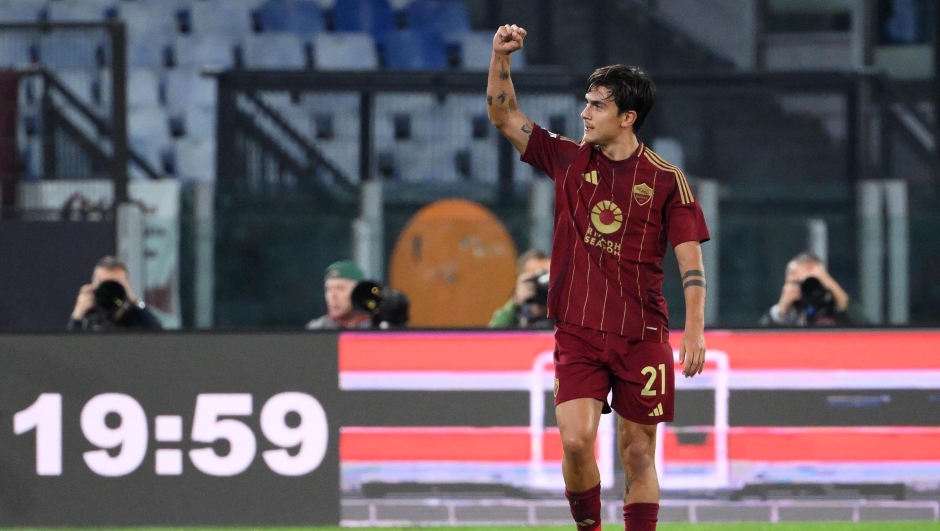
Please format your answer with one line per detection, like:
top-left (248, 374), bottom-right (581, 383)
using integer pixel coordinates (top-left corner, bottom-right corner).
top-left (641, 364), bottom-right (666, 396)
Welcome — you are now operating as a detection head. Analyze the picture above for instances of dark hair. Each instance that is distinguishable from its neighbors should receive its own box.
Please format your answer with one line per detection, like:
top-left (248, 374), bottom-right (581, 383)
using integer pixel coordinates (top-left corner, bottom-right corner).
top-left (586, 64), bottom-right (656, 132)
top-left (95, 255), bottom-right (127, 272)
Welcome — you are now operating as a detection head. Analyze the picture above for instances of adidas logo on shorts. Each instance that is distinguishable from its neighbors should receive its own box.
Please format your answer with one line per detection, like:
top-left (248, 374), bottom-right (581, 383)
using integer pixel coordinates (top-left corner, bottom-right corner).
top-left (648, 403), bottom-right (664, 417)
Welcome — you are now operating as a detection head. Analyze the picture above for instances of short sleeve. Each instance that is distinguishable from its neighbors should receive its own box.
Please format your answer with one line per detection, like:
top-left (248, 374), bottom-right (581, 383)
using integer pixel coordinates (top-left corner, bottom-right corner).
top-left (520, 123), bottom-right (580, 180)
top-left (665, 181), bottom-right (710, 247)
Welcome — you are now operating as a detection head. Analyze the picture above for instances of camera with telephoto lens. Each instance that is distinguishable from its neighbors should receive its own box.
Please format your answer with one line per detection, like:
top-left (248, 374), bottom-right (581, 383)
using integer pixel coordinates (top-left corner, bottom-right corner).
top-left (520, 270), bottom-right (552, 328)
top-left (523, 270), bottom-right (550, 306)
top-left (351, 280), bottom-right (410, 329)
top-left (792, 276), bottom-right (837, 324)
top-left (81, 280), bottom-right (134, 330)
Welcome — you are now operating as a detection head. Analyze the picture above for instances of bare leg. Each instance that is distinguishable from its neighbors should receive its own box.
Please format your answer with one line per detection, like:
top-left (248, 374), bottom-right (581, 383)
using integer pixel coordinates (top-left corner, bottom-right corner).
top-left (617, 416), bottom-right (659, 503)
top-left (555, 397), bottom-right (604, 492)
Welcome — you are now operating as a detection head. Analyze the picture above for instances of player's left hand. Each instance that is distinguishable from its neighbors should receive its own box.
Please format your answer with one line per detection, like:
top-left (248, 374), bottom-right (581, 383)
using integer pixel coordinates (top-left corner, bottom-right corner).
top-left (679, 329), bottom-right (706, 377)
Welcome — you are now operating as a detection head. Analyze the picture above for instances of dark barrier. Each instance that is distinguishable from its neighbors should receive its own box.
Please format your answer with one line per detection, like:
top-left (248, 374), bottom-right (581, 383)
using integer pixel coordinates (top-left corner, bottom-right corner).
top-left (0, 333), bottom-right (339, 526)
top-left (0, 221), bottom-right (115, 331)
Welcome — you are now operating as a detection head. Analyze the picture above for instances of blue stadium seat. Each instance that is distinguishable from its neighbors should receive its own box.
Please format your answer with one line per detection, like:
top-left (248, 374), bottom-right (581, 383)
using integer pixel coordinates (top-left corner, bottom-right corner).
top-left (254, 0), bottom-right (326, 36)
top-left (333, 0), bottom-right (395, 46)
top-left (0, 35), bottom-right (36, 68)
top-left (405, 0), bottom-right (469, 42)
top-left (241, 33), bottom-right (308, 69)
top-left (188, 0), bottom-right (254, 36)
top-left (383, 28), bottom-right (446, 70)
top-left (44, 1), bottom-right (111, 22)
top-left (0, 0), bottom-right (43, 23)
top-left (39, 33), bottom-right (104, 69)
top-left (312, 32), bottom-right (378, 70)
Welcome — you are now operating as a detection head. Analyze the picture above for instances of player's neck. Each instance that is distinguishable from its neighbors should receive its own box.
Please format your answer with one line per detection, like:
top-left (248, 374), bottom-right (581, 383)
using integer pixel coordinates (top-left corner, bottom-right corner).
top-left (595, 133), bottom-right (640, 162)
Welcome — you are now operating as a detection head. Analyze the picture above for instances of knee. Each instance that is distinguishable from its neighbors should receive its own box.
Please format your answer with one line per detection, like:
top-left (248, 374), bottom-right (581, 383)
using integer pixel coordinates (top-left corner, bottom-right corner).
top-left (620, 437), bottom-right (652, 474)
top-left (561, 431), bottom-right (595, 461)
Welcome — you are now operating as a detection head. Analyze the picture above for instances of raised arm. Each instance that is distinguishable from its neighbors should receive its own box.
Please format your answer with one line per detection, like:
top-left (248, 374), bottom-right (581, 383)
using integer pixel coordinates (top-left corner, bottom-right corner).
top-left (487, 24), bottom-right (534, 154)
top-left (675, 241), bottom-right (706, 377)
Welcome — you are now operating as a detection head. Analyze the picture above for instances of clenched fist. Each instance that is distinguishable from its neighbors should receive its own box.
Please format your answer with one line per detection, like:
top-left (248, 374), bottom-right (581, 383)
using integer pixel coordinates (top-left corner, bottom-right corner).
top-left (493, 24), bottom-right (526, 55)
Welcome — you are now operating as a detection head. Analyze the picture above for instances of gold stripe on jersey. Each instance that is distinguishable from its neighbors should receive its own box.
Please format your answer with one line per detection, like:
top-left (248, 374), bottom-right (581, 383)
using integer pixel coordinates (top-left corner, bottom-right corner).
top-left (644, 150), bottom-right (695, 205)
top-left (644, 152), bottom-right (691, 204)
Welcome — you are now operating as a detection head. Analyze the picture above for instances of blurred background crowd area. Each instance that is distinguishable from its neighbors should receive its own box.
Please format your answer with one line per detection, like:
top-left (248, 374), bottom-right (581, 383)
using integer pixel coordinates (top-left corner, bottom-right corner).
top-left (0, 0), bottom-right (938, 330)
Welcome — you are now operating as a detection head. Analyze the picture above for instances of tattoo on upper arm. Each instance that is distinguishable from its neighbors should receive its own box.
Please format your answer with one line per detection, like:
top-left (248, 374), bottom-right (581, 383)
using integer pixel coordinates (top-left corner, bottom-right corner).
top-left (682, 270), bottom-right (705, 279)
top-left (683, 279), bottom-right (706, 290)
top-left (521, 122), bottom-right (532, 135)
top-left (487, 95), bottom-right (493, 106)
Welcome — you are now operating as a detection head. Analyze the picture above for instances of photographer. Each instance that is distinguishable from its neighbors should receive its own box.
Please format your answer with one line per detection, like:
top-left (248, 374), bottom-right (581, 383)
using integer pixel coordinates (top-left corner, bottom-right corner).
top-left (761, 251), bottom-right (862, 327)
top-left (68, 256), bottom-right (163, 331)
top-left (488, 249), bottom-right (554, 329)
top-left (306, 260), bottom-right (410, 330)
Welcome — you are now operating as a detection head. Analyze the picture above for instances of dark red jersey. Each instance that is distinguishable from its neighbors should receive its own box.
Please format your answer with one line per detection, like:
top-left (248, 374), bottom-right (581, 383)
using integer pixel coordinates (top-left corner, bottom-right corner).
top-left (521, 123), bottom-right (709, 342)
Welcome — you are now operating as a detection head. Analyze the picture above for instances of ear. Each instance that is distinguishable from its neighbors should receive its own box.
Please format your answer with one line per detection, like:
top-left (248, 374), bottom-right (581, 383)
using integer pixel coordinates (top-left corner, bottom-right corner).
top-left (620, 110), bottom-right (637, 130)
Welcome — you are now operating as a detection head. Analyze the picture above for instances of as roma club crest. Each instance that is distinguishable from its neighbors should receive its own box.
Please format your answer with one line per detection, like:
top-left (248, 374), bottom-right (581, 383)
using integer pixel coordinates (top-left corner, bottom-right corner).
top-left (632, 183), bottom-right (653, 206)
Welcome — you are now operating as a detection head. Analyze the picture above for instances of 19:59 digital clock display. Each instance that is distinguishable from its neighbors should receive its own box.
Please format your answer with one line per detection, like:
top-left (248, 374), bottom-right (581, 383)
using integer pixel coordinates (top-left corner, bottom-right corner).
top-left (14, 392), bottom-right (329, 477)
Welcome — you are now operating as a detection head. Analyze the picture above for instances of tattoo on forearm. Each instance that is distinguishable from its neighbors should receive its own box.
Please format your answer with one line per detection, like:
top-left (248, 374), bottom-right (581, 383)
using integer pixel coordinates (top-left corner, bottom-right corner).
top-left (624, 474), bottom-right (634, 496)
top-left (521, 122), bottom-right (532, 135)
top-left (497, 91), bottom-right (508, 105)
top-left (508, 97), bottom-right (518, 111)
top-left (683, 279), bottom-right (706, 290)
top-left (487, 95), bottom-right (493, 106)
top-left (499, 69), bottom-right (509, 80)
top-left (682, 270), bottom-right (705, 279)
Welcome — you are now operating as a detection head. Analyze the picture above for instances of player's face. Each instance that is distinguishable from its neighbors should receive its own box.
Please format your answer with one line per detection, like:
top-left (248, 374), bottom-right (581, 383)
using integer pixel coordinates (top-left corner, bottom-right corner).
top-left (325, 278), bottom-right (356, 319)
top-left (581, 87), bottom-right (631, 146)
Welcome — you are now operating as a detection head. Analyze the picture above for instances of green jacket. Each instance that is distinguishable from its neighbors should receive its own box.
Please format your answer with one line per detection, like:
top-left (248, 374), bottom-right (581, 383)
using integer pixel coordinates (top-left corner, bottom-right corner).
top-left (487, 299), bottom-right (518, 328)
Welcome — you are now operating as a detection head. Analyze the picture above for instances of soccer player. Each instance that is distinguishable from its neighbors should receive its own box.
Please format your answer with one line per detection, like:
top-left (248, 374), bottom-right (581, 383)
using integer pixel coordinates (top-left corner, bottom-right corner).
top-left (486, 24), bottom-right (709, 531)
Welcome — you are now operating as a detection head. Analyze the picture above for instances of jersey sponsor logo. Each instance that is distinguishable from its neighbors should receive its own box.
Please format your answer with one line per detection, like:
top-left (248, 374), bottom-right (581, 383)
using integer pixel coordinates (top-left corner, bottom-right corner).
top-left (633, 182), bottom-right (653, 206)
top-left (583, 170), bottom-right (598, 185)
top-left (583, 226), bottom-right (622, 257)
top-left (590, 200), bottom-right (623, 234)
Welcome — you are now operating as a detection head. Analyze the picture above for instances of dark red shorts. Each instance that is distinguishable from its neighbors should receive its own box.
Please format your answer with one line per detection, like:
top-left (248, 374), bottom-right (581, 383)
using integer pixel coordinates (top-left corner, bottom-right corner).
top-left (553, 320), bottom-right (675, 424)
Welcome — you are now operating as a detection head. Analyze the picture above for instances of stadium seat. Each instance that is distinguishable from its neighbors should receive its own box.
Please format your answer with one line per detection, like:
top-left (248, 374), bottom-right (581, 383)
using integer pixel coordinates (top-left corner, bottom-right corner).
top-left (0, 35), bottom-right (36, 68)
top-left (0, 0), bottom-right (43, 22)
top-left (44, 1), bottom-right (111, 22)
top-left (128, 107), bottom-right (173, 174)
top-left (241, 33), bottom-right (308, 69)
top-left (383, 29), bottom-right (446, 70)
top-left (333, 0), bottom-right (395, 47)
top-left (188, 0), bottom-right (254, 37)
top-left (39, 33), bottom-right (104, 69)
top-left (128, 36), bottom-right (170, 68)
top-left (254, 0), bottom-right (326, 36)
top-left (182, 105), bottom-right (216, 141)
top-left (164, 70), bottom-right (218, 111)
top-left (173, 35), bottom-right (237, 70)
top-left (405, 0), bottom-right (469, 43)
top-left (458, 31), bottom-right (525, 71)
top-left (127, 68), bottom-right (162, 109)
top-left (116, 1), bottom-right (185, 40)
top-left (312, 32), bottom-right (378, 70)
